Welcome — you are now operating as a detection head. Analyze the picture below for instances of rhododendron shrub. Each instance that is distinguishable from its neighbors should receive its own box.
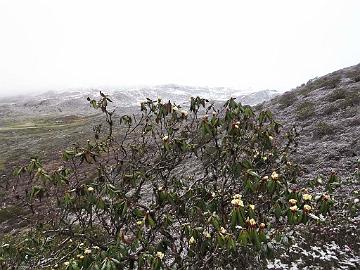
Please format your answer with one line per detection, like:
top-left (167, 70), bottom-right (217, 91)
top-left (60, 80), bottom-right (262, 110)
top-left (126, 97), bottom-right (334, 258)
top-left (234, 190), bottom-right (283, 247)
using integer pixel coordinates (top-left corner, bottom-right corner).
top-left (1, 93), bottom-right (336, 269)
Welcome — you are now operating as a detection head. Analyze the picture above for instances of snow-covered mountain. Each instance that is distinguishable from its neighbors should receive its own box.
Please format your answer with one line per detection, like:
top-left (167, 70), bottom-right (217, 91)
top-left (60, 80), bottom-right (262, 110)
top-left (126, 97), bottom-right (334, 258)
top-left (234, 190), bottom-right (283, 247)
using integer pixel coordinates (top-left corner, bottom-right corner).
top-left (0, 85), bottom-right (279, 117)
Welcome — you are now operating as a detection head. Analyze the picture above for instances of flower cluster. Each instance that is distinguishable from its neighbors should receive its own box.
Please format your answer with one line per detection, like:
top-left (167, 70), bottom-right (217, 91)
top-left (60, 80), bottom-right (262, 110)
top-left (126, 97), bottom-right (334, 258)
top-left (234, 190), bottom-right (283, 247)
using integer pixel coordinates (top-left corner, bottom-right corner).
top-left (231, 194), bottom-right (244, 208)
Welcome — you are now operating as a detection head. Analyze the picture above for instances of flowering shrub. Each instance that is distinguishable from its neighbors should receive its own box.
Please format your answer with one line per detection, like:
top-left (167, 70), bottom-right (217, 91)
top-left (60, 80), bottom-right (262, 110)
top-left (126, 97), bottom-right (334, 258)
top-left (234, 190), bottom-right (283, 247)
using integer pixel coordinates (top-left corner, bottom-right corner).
top-left (1, 93), bottom-right (338, 269)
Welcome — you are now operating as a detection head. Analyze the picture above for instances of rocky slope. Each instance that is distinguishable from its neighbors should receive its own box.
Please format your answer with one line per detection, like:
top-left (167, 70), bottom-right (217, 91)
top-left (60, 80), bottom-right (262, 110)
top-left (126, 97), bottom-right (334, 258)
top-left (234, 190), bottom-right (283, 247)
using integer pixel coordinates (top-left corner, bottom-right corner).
top-left (262, 63), bottom-right (360, 269)
top-left (262, 63), bottom-right (360, 181)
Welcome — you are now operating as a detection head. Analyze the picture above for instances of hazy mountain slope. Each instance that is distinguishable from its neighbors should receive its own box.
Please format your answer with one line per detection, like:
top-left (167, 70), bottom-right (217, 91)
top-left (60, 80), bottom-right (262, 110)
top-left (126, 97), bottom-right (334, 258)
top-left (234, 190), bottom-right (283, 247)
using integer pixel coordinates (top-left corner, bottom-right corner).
top-left (263, 63), bottom-right (360, 180)
top-left (0, 86), bottom-right (278, 120)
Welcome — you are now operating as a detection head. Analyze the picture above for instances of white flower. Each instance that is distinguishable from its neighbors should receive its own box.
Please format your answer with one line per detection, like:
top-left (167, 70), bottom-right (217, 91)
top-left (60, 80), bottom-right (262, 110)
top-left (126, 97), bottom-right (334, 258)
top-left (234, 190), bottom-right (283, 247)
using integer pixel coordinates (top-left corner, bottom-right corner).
top-left (162, 135), bottom-right (169, 142)
top-left (87, 186), bottom-right (94, 192)
top-left (84, 249), bottom-right (92, 255)
top-left (249, 204), bottom-right (255, 210)
top-left (189, 236), bottom-right (196, 244)
top-left (172, 105), bottom-right (178, 111)
top-left (354, 198), bottom-right (359, 204)
top-left (220, 227), bottom-right (227, 234)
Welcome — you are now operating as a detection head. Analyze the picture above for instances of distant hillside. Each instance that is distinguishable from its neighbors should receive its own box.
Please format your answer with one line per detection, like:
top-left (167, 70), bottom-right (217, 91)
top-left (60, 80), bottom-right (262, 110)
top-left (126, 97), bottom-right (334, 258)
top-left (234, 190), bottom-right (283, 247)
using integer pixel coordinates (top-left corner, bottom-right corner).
top-left (261, 63), bottom-right (360, 180)
top-left (0, 86), bottom-right (278, 120)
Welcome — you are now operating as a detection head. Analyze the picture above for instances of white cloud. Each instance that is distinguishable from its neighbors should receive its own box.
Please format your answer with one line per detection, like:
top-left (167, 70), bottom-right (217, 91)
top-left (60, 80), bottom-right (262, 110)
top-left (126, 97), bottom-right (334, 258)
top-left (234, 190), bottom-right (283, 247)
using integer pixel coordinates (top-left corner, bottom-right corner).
top-left (0, 0), bottom-right (359, 96)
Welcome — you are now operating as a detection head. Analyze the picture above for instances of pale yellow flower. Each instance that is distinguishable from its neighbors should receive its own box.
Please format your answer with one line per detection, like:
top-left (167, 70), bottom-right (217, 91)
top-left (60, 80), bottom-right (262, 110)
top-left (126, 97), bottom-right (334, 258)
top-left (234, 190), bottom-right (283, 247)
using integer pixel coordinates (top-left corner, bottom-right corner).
top-left (303, 194), bottom-right (312, 201)
top-left (290, 205), bottom-right (298, 212)
top-left (162, 135), bottom-right (169, 142)
top-left (189, 236), bottom-right (196, 245)
top-left (87, 186), bottom-right (94, 192)
top-left (289, 199), bottom-right (297, 205)
top-left (181, 110), bottom-right (188, 117)
top-left (220, 227), bottom-right (227, 234)
top-left (233, 194), bottom-right (242, 200)
top-left (84, 249), bottom-right (92, 255)
top-left (203, 231), bottom-right (211, 238)
top-left (259, 223), bottom-right (266, 229)
top-left (262, 175), bottom-right (269, 181)
top-left (248, 218), bottom-right (256, 227)
top-left (271, 171), bottom-right (279, 180)
top-left (231, 198), bottom-right (244, 208)
top-left (249, 204), bottom-right (255, 210)
top-left (303, 204), bottom-right (312, 212)
top-left (156, 251), bottom-right (164, 260)
top-left (136, 220), bottom-right (143, 225)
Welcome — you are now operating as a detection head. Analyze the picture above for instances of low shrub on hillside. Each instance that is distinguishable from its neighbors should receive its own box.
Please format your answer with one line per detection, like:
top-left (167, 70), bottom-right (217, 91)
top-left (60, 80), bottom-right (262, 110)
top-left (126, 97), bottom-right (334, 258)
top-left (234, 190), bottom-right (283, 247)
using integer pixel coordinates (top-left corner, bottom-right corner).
top-left (299, 75), bottom-right (341, 96)
top-left (1, 93), bottom-right (340, 269)
top-left (312, 122), bottom-right (335, 140)
top-left (323, 104), bottom-right (340, 116)
top-left (327, 89), bottom-right (347, 102)
top-left (341, 90), bottom-right (360, 108)
top-left (296, 101), bottom-right (315, 121)
top-left (277, 91), bottom-right (297, 109)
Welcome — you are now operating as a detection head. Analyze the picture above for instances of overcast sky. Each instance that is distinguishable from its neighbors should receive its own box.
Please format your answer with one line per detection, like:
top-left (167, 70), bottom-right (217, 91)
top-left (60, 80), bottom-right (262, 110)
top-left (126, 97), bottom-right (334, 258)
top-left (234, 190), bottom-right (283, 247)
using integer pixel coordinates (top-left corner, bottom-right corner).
top-left (0, 0), bottom-right (359, 96)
